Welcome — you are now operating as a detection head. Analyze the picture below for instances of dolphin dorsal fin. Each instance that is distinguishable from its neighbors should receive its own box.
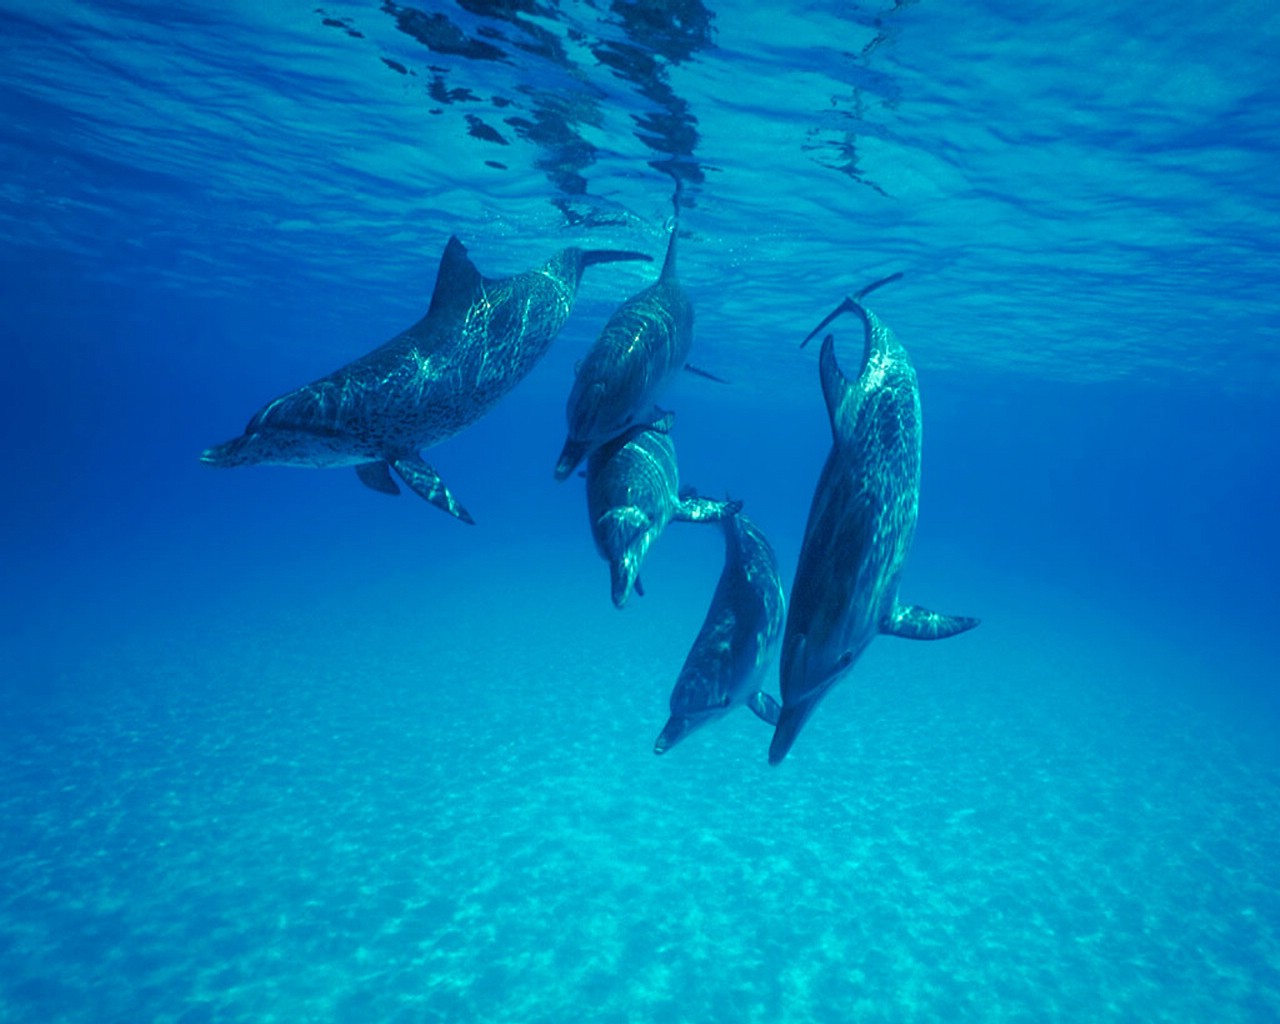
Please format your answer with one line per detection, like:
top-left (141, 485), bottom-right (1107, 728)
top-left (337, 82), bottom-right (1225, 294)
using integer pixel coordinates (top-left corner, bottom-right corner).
top-left (427, 236), bottom-right (484, 320)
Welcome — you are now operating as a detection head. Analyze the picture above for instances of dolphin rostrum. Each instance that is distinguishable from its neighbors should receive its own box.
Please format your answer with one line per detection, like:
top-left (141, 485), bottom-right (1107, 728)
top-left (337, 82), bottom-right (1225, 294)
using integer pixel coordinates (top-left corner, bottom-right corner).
top-left (586, 413), bottom-right (738, 609)
top-left (554, 205), bottom-right (695, 480)
top-left (202, 237), bottom-right (650, 523)
top-left (770, 275), bottom-right (979, 765)
top-left (655, 512), bottom-right (785, 755)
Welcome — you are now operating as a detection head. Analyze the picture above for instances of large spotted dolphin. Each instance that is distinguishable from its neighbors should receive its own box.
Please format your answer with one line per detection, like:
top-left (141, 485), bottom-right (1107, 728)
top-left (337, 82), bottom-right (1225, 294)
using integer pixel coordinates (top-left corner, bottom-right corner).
top-left (202, 237), bottom-right (649, 523)
top-left (654, 512), bottom-right (784, 755)
top-left (554, 207), bottom-right (698, 481)
top-left (586, 413), bottom-right (737, 609)
top-left (769, 275), bottom-right (979, 765)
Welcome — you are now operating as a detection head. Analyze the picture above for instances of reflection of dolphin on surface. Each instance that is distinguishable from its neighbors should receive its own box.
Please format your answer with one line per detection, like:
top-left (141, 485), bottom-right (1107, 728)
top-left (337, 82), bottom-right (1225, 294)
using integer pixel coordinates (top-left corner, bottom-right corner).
top-left (554, 203), bottom-right (698, 481)
top-left (202, 238), bottom-right (649, 523)
top-left (655, 513), bottom-right (784, 755)
top-left (586, 414), bottom-right (737, 609)
top-left (770, 275), bottom-right (979, 765)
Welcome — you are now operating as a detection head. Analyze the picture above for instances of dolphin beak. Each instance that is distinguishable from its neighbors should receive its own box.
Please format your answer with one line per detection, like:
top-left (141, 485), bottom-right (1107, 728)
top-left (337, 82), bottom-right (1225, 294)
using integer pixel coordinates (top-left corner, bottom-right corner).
top-left (200, 435), bottom-right (252, 467)
top-left (653, 715), bottom-right (690, 755)
top-left (609, 557), bottom-right (638, 608)
top-left (554, 437), bottom-right (590, 480)
top-left (768, 677), bottom-right (837, 766)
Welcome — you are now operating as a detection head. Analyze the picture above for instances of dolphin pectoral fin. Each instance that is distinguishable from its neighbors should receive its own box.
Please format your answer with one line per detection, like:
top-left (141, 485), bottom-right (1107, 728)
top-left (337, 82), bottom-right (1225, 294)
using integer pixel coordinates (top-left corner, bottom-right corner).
top-left (684, 364), bottom-right (730, 384)
top-left (673, 496), bottom-right (742, 523)
top-left (883, 604), bottom-right (981, 640)
top-left (747, 692), bottom-right (781, 726)
top-left (390, 455), bottom-right (475, 524)
top-left (355, 461), bottom-right (401, 496)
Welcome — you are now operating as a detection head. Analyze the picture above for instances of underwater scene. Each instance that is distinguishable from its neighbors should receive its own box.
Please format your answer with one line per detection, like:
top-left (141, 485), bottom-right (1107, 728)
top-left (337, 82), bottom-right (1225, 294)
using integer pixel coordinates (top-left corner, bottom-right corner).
top-left (2, 1), bottom-right (1279, 1021)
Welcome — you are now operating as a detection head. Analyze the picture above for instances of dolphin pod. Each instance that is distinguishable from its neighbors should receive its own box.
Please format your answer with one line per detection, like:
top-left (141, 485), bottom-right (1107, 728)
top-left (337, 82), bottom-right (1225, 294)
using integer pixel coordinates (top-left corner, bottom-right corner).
top-left (585, 413), bottom-right (738, 609)
top-left (768, 276), bottom-right (980, 765)
top-left (201, 237), bottom-right (649, 523)
top-left (202, 205), bottom-right (978, 766)
top-left (655, 512), bottom-right (784, 755)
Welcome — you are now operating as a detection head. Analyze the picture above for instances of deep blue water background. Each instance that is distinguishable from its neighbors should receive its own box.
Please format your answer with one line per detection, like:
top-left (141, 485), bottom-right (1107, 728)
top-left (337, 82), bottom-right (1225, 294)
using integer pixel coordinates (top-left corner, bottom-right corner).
top-left (3, 2), bottom-right (1279, 1022)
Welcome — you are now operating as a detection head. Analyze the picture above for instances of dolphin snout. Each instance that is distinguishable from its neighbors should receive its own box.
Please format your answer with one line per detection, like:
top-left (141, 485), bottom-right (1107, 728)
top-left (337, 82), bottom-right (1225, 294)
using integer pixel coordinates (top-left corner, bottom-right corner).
top-left (653, 715), bottom-right (690, 755)
top-left (200, 435), bottom-right (253, 468)
top-left (554, 437), bottom-right (590, 481)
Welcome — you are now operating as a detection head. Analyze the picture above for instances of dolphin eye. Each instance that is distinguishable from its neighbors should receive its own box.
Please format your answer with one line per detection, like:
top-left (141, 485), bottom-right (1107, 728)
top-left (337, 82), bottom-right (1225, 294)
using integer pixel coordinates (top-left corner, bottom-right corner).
top-left (836, 652), bottom-right (854, 670)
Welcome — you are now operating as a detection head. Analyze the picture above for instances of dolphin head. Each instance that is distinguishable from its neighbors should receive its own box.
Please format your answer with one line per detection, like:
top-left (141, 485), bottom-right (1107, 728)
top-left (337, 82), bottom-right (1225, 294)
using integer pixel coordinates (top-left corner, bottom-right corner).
top-left (558, 369), bottom-right (646, 479)
top-left (201, 433), bottom-right (263, 468)
top-left (556, 380), bottom-right (611, 479)
top-left (769, 633), bottom-right (859, 765)
top-left (595, 506), bottom-right (651, 608)
top-left (653, 688), bottom-right (732, 754)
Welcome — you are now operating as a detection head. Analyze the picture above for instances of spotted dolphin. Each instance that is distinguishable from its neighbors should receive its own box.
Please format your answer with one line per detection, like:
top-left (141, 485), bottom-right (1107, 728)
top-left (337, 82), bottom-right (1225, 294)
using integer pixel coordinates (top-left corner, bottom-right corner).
top-left (586, 414), bottom-right (738, 609)
top-left (554, 208), bottom-right (695, 480)
top-left (769, 275), bottom-right (979, 765)
top-left (654, 513), bottom-right (785, 755)
top-left (202, 237), bottom-right (650, 523)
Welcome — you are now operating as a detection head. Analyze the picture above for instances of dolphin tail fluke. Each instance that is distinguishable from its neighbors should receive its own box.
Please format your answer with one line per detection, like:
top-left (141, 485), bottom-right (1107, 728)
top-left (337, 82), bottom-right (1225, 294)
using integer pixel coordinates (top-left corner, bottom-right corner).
top-left (883, 604), bottom-right (981, 640)
top-left (390, 455), bottom-right (475, 524)
top-left (355, 461), bottom-right (401, 496)
top-left (800, 272), bottom-right (903, 349)
top-left (581, 249), bottom-right (653, 269)
top-left (747, 692), bottom-right (781, 726)
top-left (674, 496), bottom-right (742, 524)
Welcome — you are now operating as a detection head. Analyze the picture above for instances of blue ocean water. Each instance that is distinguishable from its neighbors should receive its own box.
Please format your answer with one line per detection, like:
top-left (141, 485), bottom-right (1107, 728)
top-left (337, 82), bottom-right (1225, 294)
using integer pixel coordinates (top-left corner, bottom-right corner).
top-left (3, 1), bottom-right (1279, 1021)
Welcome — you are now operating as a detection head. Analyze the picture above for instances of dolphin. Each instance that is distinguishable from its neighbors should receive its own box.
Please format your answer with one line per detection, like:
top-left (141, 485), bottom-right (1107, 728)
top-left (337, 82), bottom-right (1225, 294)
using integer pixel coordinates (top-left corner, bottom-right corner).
top-left (586, 413), bottom-right (738, 608)
top-left (554, 207), bottom-right (695, 480)
top-left (654, 512), bottom-right (785, 755)
top-left (202, 237), bottom-right (650, 523)
top-left (769, 275), bottom-right (979, 765)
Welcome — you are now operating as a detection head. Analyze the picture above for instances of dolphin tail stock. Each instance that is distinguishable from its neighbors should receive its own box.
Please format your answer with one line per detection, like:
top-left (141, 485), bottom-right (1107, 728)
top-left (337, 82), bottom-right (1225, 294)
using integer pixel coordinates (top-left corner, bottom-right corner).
top-left (883, 604), bottom-right (981, 640)
top-left (800, 271), bottom-right (905, 349)
top-left (747, 692), bottom-right (781, 726)
top-left (389, 454), bottom-right (475, 524)
top-left (355, 461), bottom-right (401, 496)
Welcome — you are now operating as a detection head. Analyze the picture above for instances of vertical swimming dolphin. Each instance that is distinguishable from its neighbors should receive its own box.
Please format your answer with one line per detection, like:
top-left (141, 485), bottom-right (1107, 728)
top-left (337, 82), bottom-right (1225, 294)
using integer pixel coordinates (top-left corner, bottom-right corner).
top-left (586, 414), bottom-right (738, 608)
top-left (770, 275), bottom-right (979, 765)
top-left (202, 237), bottom-right (649, 523)
top-left (554, 200), bottom-right (694, 480)
top-left (654, 513), bottom-right (785, 755)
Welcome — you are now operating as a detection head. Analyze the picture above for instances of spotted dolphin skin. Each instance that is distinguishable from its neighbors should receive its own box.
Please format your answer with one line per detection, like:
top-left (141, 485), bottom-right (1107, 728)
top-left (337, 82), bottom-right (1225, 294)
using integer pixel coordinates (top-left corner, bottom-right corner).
top-left (586, 414), bottom-right (738, 609)
top-left (770, 275), bottom-right (979, 765)
top-left (554, 211), bottom-right (693, 481)
top-left (655, 513), bottom-right (785, 755)
top-left (202, 237), bottom-right (650, 523)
